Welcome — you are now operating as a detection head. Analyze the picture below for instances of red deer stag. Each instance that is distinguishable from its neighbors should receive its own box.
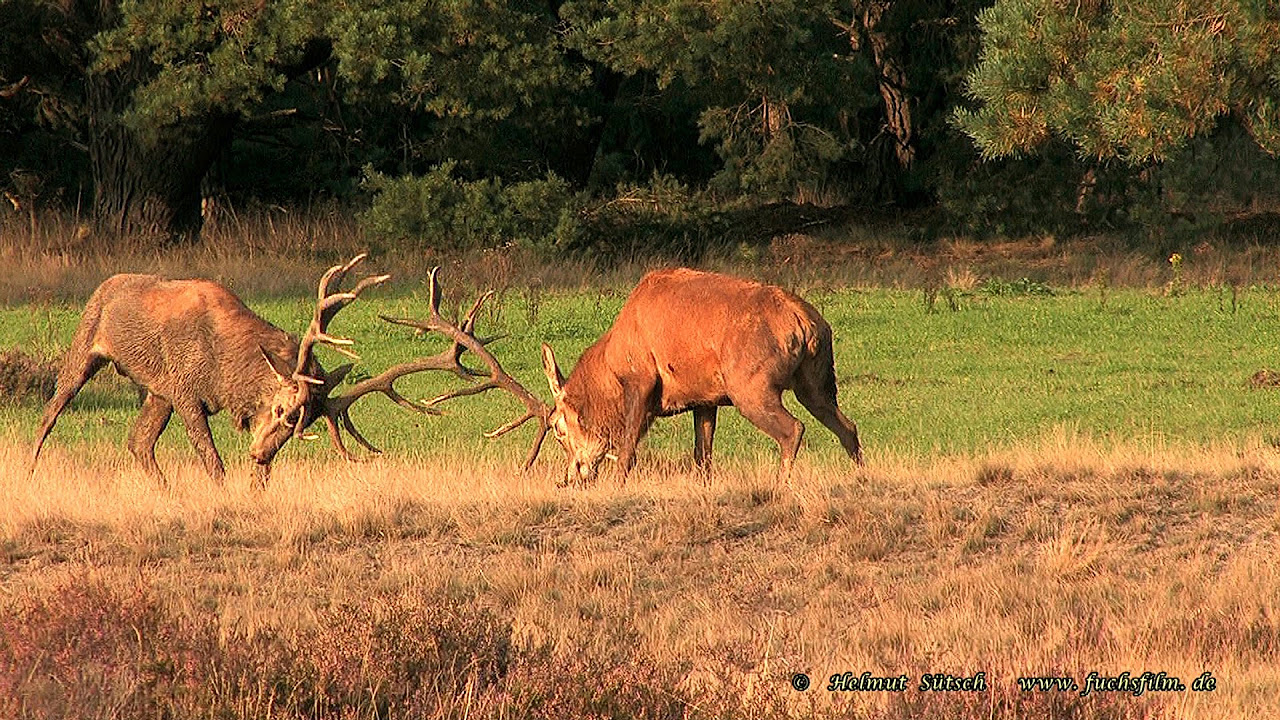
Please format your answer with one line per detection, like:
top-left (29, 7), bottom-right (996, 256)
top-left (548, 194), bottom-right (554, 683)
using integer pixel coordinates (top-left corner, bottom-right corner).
top-left (399, 267), bottom-right (863, 485)
top-left (30, 255), bottom-right (487, 485)
top-left (534, 268), bottom-right (863, 483)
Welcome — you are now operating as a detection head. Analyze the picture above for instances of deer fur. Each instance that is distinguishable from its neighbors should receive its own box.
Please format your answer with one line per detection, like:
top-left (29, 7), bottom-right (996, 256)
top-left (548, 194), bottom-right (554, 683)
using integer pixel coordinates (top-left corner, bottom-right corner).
top-left (31, 273), bottom-right (344, 486)
top-left (541, 267), bottom-right (863, 484)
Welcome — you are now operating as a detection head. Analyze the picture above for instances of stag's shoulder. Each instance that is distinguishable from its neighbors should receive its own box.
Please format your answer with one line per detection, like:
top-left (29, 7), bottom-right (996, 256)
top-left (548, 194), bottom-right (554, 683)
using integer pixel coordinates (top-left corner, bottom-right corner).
top-left (635, 267), bottom-right (813, 305)
top-left (92, 272), bottom-right (161, 292)
top-left (85, 273), bottom-right (163, 306)
top-left (92, 273), bottom-right (232, 298)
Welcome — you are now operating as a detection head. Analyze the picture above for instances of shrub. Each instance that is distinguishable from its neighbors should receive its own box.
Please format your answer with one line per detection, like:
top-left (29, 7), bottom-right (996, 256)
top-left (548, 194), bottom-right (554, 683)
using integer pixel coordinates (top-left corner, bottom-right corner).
top-left (361, 162), bottom-right (582, 251)
top-left (0, 348), bottom-right (57, 405)
top-left (0, 577), bottom-right (514, 719)
top-left (569, 173), bottom-right (733, 260)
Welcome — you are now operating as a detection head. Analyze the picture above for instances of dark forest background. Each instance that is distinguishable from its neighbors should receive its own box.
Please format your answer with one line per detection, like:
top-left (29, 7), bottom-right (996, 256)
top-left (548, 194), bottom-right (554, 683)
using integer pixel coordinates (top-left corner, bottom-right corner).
top-left (3, 0), bottom-right (1279, 256)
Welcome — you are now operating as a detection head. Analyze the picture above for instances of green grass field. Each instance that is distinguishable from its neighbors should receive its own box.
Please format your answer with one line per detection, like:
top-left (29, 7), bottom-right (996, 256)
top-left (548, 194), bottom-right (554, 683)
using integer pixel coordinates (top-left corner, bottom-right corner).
top-left (7, 280), bottom-right (1280, 472)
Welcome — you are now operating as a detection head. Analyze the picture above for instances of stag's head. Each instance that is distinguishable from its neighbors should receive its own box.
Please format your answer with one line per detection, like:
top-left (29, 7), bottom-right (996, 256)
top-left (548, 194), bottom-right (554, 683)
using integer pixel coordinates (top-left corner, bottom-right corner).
top-left (244, 255), bottom-right (389, 484)
top-left (540, 344), bottom-right (610, 485)
top-left (249, 351), bottom-right (353, 475)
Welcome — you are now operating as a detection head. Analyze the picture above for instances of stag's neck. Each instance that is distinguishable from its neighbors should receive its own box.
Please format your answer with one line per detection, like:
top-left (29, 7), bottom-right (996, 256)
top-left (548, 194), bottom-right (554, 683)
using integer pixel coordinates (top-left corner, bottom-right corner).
top-left (221, 328), bottom-right (307, 424)
top-left (563, 340), bottom-right (628, 445)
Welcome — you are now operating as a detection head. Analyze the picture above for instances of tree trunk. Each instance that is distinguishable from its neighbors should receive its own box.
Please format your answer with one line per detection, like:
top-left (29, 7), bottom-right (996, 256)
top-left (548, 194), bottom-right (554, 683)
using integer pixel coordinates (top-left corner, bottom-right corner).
top-left (86, 66), bottom-right (231, 245)
top-left (851, 1), bottom-right (915, 171)
top-left (762, 95), bottom-right (789, 139)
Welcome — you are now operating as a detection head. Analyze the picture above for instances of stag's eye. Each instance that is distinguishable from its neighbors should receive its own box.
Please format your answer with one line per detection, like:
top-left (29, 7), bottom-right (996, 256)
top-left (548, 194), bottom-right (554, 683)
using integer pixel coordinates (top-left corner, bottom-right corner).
top-left (272, 403), bottom-right (302, 427)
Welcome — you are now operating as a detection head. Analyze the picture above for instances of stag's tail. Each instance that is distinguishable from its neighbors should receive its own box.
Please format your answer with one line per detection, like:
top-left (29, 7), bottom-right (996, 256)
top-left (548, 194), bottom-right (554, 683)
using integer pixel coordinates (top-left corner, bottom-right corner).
top-left (30, 297), bottom-right (109, 476)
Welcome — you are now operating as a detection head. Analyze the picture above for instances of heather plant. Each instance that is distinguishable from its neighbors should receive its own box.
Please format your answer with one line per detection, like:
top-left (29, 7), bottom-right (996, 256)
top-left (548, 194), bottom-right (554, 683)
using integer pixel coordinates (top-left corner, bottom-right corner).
top-left (0, 574), bottom-right (730, 719)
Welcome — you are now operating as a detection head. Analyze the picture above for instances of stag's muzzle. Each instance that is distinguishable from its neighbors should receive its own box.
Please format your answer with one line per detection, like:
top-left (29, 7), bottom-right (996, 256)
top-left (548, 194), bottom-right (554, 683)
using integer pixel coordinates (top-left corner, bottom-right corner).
top-left (564, 453), bottom-right (607, 486)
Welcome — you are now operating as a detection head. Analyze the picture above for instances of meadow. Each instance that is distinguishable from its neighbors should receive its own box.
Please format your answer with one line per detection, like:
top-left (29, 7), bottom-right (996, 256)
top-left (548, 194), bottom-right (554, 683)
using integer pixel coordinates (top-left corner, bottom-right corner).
top-left (2, 226), bottom-right (1280, 718)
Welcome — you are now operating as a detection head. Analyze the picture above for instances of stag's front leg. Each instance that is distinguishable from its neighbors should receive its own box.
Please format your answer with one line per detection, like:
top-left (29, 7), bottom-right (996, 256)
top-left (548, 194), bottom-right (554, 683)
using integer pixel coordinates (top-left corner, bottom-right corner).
top-left (173, 402), bottom-right (226, 483)
top-left (127, 393), bottom-right (173, 484)
top-left (693, 406), bottom-right (717, 476)
top-left (615, 380), bottom-right (655, 480)
top-left (252, 461), bottom-right (271, 488)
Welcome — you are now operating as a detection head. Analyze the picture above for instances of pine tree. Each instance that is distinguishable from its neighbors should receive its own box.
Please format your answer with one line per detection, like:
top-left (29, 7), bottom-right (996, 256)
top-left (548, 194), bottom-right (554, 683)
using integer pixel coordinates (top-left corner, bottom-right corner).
top-left (957, 0), bottom-right (1280, 163)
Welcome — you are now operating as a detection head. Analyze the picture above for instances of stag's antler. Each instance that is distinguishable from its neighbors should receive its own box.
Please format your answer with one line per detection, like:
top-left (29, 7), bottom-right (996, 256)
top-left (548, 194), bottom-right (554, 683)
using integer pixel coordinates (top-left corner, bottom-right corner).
top-left (289, 254), bottom-right (389, 439)
top-left (295, 254), bottom-right (389, 376)
top-left (379, 267), bottom-right (551, 470)
top-left (319, 285), bottom-right (496, 460)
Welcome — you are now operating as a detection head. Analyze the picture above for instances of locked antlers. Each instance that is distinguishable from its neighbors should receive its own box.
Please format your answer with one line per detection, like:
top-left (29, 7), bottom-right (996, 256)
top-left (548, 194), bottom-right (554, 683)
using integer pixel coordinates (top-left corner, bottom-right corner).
top-left (380, 267), bottom-right (551, 470)
top-left (319, 278), bottom-right (492, 460)
top-left (294, 258), bottom-right (549, 469)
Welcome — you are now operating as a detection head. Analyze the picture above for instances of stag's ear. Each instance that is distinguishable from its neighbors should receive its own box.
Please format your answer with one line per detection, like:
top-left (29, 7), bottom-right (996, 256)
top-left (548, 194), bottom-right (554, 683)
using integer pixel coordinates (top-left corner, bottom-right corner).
top-left (260, 345), bottom-right (292, 384)
top-left (320, 363), bottom-right (354, 396)
top-left (540, 343), bottom-right (565, 399)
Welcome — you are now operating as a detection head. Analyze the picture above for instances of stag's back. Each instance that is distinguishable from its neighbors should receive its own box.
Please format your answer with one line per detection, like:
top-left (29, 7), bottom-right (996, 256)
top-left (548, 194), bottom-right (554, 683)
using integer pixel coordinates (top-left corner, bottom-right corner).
top-left (589, 268), bottom-right (828, 409)
top-left (81, 274), bottom-right (297, 412)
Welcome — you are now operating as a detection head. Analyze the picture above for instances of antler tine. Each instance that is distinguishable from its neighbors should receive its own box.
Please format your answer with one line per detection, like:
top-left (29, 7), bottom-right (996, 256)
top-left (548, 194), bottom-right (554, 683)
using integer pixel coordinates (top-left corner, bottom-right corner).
top-left (295, 254), bottom-right (390, 379)
top-left (285, 254), bottom-right (390, 445)
top-left (427, 265), bottom-right (446, 321)
top-left (328, 354), bottom-right (470, 416)
top-left (340, 410), bottom-right (383, 454)
top-left (316, 273), bottom-right (392, 330)
top-left (320, 358), bottom-right (454, 463)
top-left (414, 266), bottom-right (551, 470)
top-left (321, 290), bottom-right (500, 455)
top-left (318, 253), bottom-right (369, 299)
top-left (319, 405), bottom-right (392, 463)
top-left (322, 413), bottom-right (361, 462)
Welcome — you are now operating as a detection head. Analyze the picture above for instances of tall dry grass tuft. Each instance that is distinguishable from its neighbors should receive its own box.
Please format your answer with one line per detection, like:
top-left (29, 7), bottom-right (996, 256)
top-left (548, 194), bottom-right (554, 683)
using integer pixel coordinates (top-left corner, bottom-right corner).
top-left (0, 206), bottom-right (636, 305)
top-left (0, 204), bottom-right (374, 303)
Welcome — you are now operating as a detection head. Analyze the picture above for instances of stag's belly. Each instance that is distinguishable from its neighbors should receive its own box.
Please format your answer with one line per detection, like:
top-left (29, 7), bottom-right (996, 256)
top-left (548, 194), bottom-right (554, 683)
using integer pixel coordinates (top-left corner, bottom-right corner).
top-left (654, 361), bottom-right (729, 415)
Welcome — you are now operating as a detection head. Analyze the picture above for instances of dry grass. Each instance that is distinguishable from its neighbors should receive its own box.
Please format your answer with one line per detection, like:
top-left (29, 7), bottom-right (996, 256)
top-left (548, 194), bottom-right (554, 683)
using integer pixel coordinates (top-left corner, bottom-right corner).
top-left (4, 431), bottom-right (1278, 718)
top-left (8, 207), bottom-right (1280, 308)
top-left (0, 208), bottom-right (612, 305)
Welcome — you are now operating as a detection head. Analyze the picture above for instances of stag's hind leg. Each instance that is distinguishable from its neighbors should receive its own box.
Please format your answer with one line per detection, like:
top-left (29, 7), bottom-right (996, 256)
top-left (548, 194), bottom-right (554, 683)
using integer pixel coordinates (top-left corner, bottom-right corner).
top-left (794, 336), bottom-right (863, 465)
top-left (127, 392), bottom-right (173, 483)
top-left (31, 353), bottom-right (109, 473)
top-left (794, 372), bottom-right (862, 465)
top-left (732, 387), bottom-right (804, 475)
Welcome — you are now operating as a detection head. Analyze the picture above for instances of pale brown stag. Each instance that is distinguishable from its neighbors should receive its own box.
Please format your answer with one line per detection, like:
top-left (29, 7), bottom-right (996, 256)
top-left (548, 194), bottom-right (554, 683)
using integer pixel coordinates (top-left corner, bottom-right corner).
top-left (30, 255), bottom-right (485, 485)
top-left (533, 268), bottom-right (863, 484)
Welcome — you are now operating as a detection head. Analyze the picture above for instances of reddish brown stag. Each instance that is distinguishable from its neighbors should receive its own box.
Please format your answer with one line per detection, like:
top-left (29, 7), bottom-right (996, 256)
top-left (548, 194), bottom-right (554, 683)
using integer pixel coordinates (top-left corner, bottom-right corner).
top-left (30, 255), bottom-right (485, 485)
top-left (534, 268), bottom-right (863, 483)
top-left (410, 267), bottom-right (864, 485)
